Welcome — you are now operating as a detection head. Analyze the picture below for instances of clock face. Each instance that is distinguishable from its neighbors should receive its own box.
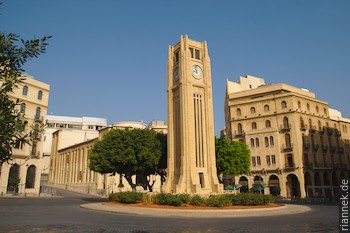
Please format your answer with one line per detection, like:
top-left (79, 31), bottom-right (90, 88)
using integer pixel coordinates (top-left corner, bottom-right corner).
top-left (192, 65), bottom-right (203, 79)
top-left (173, 67), bottom-right (179, 81)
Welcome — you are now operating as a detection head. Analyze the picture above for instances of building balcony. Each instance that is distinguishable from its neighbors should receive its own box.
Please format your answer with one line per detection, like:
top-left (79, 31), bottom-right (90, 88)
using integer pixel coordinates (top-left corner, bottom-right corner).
top-left (280, 123), bottom-right (291, 132)
top-left (31, 151), bottom-right (41, 158)
top-left (282, 143), bottom-right (293, 151)
top-left (233, 130), bottom-right (245, 138)
top-left (309, 126), bottom-right (317, 133)
top-left (300, 124), bottom-right (308, 131)
top-left (34, 115), bottom-right (43, 122)
top-left (285, 163), bottom-right (295, 169)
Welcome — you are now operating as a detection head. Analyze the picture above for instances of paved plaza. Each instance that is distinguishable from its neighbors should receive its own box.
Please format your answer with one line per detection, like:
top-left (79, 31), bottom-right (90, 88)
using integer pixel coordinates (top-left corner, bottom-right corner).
top-left (0, 189), bottom-right (340, 233)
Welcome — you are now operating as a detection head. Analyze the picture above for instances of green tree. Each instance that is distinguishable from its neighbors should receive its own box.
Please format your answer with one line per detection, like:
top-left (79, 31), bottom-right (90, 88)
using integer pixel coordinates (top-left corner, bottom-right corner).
top-left (215, 136), bottom-right (250, 181)
top-left (89, 128), bottom-right (165, 192)
top-left (0, 32), bottom-right (51, 165)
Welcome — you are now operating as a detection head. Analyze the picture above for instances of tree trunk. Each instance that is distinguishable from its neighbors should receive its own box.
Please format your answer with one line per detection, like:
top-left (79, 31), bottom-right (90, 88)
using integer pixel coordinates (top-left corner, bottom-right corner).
top-left (124, 175), bottom-right (136, 190)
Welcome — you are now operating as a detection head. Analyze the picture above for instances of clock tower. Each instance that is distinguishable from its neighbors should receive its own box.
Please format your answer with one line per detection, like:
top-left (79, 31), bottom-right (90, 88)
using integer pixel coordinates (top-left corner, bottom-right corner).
top-left (165, 35), bottom-right (222, 194)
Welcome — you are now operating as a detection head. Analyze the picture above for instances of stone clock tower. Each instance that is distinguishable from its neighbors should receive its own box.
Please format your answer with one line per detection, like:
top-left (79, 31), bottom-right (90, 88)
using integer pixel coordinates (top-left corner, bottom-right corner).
top-left (165, 35), bottom-right (222, 194)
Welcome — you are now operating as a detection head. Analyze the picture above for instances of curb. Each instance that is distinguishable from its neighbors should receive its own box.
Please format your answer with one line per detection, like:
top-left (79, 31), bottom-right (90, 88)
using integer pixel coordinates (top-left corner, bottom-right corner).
top-left (80, 203), bottom-right (311, 218)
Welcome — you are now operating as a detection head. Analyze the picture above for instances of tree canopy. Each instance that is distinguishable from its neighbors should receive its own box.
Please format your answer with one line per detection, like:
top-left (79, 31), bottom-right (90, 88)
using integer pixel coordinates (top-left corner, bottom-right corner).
top-left (215, 136), bottom-right (251, 179)
top-left (89, 128), bottom-right (166, 191)
top-left (0, 32), bottom-right (51, 165)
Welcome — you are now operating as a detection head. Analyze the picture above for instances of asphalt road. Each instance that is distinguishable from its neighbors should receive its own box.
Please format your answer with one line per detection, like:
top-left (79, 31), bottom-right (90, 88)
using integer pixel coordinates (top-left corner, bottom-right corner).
top-left (0, 189), bottom-right (340, 233)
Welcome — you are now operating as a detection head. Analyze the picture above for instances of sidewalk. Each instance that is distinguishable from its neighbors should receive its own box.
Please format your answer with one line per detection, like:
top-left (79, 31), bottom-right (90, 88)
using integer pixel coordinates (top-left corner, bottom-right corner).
top-left (80, 202), bottom-right (311, 218)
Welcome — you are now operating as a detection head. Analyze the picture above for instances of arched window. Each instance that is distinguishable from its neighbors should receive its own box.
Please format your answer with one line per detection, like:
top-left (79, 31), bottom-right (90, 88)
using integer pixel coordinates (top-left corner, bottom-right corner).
top-left (264, 105), bottom-right (270, 112)
top-left (318, 121), bottom-right (322, 131)
top-left (25, 165), bottom-right (36, 188)
top-left (237, 123), bottom-right (243, 135)
top-left (20, 103), bottom-right (26, 113)
top-left (270, 136), bottom-right (274, 146)
top-left (316, 106), bottom-right (319, 113)
top-left (324, 108), bottom-right (327, 115)
top-left (285, 134), bottom-right (291, 148)
top-left (265, 137), bottom-right (269, 147)
top-left (298, 101), bottom-right (301, 109)
top-left (250, 107), bottom-right (256, 114)
top-left (283, 117), bottom-right (289, 129)
top-left (252, 122), bottom-right (257, 129)
top-left (22, 86), bottom-right (28, 96)
top-left (281, 101), bottom-right (287, 109)
top-left (307, 103), bottom-right (310, 111)
top-left (35, 107), bottom-right (41, 119)
top-left (309, 119), bottom-right (313, 129)
top-left (236, 108), bottom-right (241, 116)
top-left (38, 90), bottom-right (43, 100)
top-left (300, 117), bottom-right (305, 129)
top-left (255, 138), bottom-right (260, 147)
top-left (265, 120), bottom-right (271, 128)
top-left (250, 138), bottom-right (255, 147)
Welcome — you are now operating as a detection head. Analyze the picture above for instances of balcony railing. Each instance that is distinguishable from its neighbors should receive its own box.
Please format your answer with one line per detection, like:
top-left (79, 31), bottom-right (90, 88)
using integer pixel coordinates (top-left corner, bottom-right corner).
top-left (285, 163), bottom-right (295, 169)
top-left (300, 124), bottom-right (308, 131)
top-left (282, 143), bottom-right (293, 151)
top-left (280, 123), bottom-right (291, 132)
top-left (234, 130), bottom-right (245, 138)
top-left (309, 126), bottom-right (317, 133)
top-left (34, 115), bottom-right (43, 122)
top-left (31, 151), bottom-right (41, 158)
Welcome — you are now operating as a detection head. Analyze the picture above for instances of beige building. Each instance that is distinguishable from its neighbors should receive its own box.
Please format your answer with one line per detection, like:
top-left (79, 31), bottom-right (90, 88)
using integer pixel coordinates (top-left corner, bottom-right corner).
top-left (225, 75), bottom-right (349, 199)
top-left (42, 115), bottom-right (108, 183)
top-left (0, 74), bottom-right (50, 195)
top-left (48, 121), bottom-right (164, 195)
top-left (165, 35), bottom-right (222, 194)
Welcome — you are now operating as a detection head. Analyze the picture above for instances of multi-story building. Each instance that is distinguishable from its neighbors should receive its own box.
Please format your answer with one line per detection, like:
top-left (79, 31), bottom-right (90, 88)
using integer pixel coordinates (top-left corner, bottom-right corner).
top-left (225, 75), bottom-right (349, 199)
top-left (42, 115), bottom-right (108, 183)
top-left (48, 121), bottom-right (164, 196)
top-left (0, 74), bottom-right (50, 195)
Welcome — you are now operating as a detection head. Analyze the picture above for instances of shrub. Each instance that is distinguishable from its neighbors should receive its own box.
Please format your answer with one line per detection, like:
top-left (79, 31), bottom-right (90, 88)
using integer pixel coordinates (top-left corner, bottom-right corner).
top-left (190, 195), bottom-right (205, 206)
top-left (109, 193), bottom-right (118, 201)
top-left (177, 194), bottom-right (190, 204)
top-left (114, 191), bottom-right (143, 204)
top-left (205, 194), bottom-right (232, 207)
top-left (231, 193), bottom-right (275, 206)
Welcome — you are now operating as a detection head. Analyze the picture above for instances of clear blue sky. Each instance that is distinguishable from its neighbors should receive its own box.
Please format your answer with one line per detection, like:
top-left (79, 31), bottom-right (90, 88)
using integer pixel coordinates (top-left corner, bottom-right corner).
top-left (2, 0), bottom-right (350, 135)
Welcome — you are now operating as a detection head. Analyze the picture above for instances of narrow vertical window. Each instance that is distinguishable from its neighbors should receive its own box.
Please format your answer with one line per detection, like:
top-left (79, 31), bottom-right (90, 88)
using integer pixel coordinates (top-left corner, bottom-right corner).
top-left (266, 155), bottom-right (271, 165)
top-left (298, 101), bottom-right (301, 109)
top-left (252, 122), bottom-right (257, 129)
top-left (265, 137), bottom-right (269, 147)
top-left (257, 156), bottom-right (261, 165)
top-left (264, 105), bottom-right (270, 112)
top-left (250, 138), bottom-right (255, 147)
top-left (270, 136), bottom-right (274, 146)
top-left (281, 101), bottom-right (287, 109)
top-left (265, 120), bottom-right (271, 128)
top-left (255, 138), bottom-right (260, 147)
top-left (271, 155), bottom-right (276, 164)
top-left (250, 107), bottom-right (256, 114)
top-left (38, 90), bottom-right (43, 100)
top-left (236, 108), bottom-right (241, 116)
top-left (20, 103), bottom-right (26, 113)
top-left (252, 157), bottom-right (256, 166)
top-left (189, 48), bottom-right (194, 58)
top-left (35, 107), bottom-right (41, 119)
top-left (195, 49), bottom-right (200, 60)
top-left (22, 86), bottom-right (28, 96)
